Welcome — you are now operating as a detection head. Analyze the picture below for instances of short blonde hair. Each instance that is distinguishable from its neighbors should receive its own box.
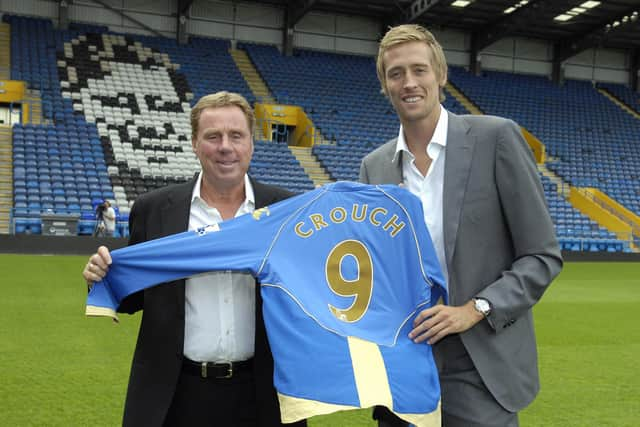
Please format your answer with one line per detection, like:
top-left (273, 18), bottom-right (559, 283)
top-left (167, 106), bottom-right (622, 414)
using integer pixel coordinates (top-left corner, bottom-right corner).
top-left (191, 91), bottom-right (255, 137)
top-left (376, 24), bottom-right (448, 101)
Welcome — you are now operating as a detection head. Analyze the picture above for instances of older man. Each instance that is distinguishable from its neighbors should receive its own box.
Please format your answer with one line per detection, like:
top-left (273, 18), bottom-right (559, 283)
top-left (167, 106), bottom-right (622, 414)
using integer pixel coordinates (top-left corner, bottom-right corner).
top-left (83, 91), bottom-right (304, 427)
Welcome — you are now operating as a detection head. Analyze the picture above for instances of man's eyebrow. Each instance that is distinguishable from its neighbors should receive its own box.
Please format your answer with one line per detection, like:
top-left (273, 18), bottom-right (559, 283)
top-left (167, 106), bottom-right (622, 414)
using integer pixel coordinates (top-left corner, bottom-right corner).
top-left (388, 60), bottom-right (430, 69)
top-left (200, 127), bottom-right (248, 135)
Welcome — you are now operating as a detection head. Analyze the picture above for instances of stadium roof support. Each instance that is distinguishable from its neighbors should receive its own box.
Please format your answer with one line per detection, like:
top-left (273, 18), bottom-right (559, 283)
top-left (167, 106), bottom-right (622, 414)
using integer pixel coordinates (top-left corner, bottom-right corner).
top-left (552, 6), bottom-right (640, 84)
top-left (89, 0), bottom-right (164, 38)
top-left (283, 0), bottom-right (317, 55)
top-left (405, 0), bottom-right (442, 23)
top-left (631, 48), bottom-right (640, 92)
top-left (176, 0), bottom-right (194, 44)
top-left (177, 0), bottom-right (194, 16)
top-left (58, 0), bottom-right (70, 31)
top-left (469, 0), bottom-right (547, 74)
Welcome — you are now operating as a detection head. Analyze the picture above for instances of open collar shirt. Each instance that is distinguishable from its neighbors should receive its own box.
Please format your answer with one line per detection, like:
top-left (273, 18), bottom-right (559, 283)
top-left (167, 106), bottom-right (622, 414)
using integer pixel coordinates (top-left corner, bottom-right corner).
top-left (183, 173), bottom-right (256, 363)
top-left (393, 104), bottom-right (449, 286)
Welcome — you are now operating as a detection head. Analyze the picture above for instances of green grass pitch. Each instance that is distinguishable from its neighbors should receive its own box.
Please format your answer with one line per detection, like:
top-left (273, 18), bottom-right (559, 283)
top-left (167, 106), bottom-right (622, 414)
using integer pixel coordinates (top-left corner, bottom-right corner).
top-left (0, 254), bottom-right (638, 426)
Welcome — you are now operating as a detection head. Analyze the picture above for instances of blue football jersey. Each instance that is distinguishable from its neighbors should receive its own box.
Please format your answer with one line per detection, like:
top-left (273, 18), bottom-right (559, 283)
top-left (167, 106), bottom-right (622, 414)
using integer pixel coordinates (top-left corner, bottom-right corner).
top-left (87, 181), bottom-right (446, 426)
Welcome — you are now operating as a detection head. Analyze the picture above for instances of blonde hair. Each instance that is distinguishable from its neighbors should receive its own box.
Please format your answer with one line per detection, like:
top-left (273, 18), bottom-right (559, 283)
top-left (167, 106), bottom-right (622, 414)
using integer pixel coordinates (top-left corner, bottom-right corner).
top-left (376, 24), bottom-right (448, 101)
top-left (191, 91), bottom-right (255, 137)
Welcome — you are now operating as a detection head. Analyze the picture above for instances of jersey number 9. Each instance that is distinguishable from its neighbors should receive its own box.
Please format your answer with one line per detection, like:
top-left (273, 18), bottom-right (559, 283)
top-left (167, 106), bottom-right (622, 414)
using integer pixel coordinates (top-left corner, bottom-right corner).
top-left (325, 240), bottom-right (373, 323)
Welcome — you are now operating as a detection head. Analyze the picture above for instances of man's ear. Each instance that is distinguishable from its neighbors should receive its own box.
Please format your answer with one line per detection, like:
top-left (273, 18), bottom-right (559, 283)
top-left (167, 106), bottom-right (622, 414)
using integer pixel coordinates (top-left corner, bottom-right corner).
top-left (439, 74), bottom-right (448, 88)
top-left (380, 82), bottom-right (389, 98)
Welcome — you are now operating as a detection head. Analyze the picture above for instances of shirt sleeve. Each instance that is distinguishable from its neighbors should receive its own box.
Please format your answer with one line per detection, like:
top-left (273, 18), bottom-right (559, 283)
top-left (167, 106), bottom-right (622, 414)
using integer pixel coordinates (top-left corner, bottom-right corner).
top-left (86, 194), bottom-right (307, 318)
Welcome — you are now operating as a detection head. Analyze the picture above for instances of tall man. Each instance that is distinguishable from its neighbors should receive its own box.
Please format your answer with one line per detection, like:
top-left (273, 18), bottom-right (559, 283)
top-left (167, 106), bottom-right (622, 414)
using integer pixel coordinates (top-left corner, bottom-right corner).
top-left (359, 24), bottom-right (562, 427)
top-left (83, 91), bottom-right (305, 427)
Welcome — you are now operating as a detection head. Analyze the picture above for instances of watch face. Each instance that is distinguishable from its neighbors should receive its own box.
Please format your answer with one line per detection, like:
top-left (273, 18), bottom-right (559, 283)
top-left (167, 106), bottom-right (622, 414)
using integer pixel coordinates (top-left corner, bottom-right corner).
top-left (475, 299), bottom-right (490, 314)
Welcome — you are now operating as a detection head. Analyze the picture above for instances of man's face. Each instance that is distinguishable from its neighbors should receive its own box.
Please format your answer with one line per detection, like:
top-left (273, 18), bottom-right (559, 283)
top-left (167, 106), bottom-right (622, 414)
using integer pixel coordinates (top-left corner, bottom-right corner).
top-left (192, 106), bottom-right (253, 190)
top-left (382, 41), bottom-right (446, 125)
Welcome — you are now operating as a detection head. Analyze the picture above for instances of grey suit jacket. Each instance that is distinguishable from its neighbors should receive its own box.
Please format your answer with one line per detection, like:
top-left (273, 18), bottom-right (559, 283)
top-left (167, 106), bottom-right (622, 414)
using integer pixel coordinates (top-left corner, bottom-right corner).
top-left (359, 111), bottom-right (562, 411)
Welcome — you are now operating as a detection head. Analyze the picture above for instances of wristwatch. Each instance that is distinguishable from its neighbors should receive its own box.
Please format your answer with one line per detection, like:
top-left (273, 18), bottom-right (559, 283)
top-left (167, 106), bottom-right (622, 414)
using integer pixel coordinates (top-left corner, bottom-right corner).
top-left (473, 298), bottom-right (492, 317)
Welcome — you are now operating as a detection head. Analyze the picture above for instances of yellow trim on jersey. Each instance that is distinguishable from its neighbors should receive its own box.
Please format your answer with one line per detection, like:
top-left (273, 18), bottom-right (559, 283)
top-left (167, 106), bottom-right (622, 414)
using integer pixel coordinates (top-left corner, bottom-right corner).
top-left (85, 305), bottom-right (119, 321)
top-left (348, 336), bottom-right (393, 407)
top-left (398, 401), bottom-right (441, 427)
top-left (349, 336), bottom-right (441, 427)
top-left (277, 336), bottom-right (441, 426)
top-left (278, 393), bottom-right (360, 423)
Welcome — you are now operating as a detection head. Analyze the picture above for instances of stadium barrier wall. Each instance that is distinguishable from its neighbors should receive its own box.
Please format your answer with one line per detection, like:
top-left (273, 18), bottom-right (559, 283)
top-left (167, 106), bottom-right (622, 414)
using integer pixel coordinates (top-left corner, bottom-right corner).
top-left (0, 235), bottom-right (128, 255)
top-left (569, 187), bottom-right (633, 243)
top-left (1, 235), bottom-right (639, 262)
top-left (560, 250), bottom-right (640, 262)
top-left (521, 127), bottom-right (545, 163)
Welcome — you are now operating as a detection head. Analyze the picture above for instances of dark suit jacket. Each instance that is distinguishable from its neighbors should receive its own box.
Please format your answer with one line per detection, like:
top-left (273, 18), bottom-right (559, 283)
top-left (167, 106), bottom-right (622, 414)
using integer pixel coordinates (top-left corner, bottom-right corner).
top-left (118, 175), bottom-right (303, 427)
top-left (360, 112), bottom-right (563, 411)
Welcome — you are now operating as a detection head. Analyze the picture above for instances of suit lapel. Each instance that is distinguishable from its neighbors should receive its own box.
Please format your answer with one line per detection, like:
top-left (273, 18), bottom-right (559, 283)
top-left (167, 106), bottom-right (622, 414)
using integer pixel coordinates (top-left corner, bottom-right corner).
top-left (369, 138), bottom-right (402, 184)
top-left (382, 138), bottom-right (403, 184)
top-left (159, 179), bottom-right (195, 316)
top-left (443, 112), bottom-right (474, 269)
top-left (160, 181), bottom-right (193, 236)
top-left (252, 179), bottom-right (277, 209)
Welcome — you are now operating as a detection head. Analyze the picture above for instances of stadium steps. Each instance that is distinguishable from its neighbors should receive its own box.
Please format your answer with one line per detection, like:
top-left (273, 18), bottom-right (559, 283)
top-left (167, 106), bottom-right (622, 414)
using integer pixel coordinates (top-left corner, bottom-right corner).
top-left (229, 49), bottom-right (275, 104)
top-left (567, 187), bottom-right (640, 252)
top-left (445, 82), bottom-right (483, 115)
top-left (309, 126), bottom-right (332, 146)
top-left (541, 161), bottom-right (639, 251)
top-left (597, 88), bottom-right (640, 120)
top-left (538, 163), bottom-right (568, 196)
top-left (0, 23), bottom-right (10, 80)
top-left (24, 89), bottom-right (43, 125)
top-left (541, 162), bottom-right (639, 251)
top-left (0, 125), bottom-right (12, 234)
top-left (289, 146), bottom-right (333, 186)
top-left (576, 188), bottom-right (640, 253)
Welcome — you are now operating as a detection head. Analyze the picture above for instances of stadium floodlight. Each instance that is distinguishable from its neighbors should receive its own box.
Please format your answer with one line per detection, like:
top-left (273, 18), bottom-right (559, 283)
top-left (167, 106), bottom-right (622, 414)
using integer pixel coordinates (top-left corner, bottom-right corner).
top-left (554, 14), bottom-right (573, 22)
top-left (504, 6), bottom-right (516, 14)
top-left (451, 0), bottom-right (471, 7)
top-left (580, 1), bottom-right (601, 9)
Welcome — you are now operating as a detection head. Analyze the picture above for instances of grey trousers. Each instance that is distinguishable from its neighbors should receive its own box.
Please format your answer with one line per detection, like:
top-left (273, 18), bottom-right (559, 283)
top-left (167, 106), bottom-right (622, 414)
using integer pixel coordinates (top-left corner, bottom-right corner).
top-left (375, 334), bottom-right (518, 427)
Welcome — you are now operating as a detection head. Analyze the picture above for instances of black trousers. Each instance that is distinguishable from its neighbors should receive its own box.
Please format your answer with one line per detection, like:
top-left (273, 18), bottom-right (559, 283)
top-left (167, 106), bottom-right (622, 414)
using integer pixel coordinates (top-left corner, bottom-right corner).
top-left (164, 367), bottom-right (258, 427)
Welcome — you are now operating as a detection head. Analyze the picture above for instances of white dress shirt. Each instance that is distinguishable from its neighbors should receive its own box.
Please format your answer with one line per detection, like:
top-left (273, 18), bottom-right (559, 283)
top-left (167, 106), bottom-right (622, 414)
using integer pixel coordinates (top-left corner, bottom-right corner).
top-left (393, 104), bottom-right (449, 286)
top-left (183, 173), bottom-right (256, 363)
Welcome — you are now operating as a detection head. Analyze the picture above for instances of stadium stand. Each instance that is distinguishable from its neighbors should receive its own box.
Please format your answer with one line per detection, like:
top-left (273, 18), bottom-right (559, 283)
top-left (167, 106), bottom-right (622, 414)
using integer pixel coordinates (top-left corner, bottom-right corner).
top-left (7, 15), bottom-right (314, 236)
top-left (447, 67), bottom-right (640, 215)
top-left (242, 43), bottom-right (469, 182)
top-left (541, 175), bottom-right (631, 252)
top-left (446, 67), bottom-right (638, 251)
top-left (598, 82), bottom-right (640, 114)
top-left (4, 14), bottom-right (638, 252)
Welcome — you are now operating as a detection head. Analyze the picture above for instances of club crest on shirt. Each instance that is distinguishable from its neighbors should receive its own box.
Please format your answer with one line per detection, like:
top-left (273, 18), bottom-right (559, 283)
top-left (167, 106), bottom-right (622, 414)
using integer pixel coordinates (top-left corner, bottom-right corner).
top-left (252, 207), bottom-right (270, 220)
top-left (195, 224), bottom-right (220, 235)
